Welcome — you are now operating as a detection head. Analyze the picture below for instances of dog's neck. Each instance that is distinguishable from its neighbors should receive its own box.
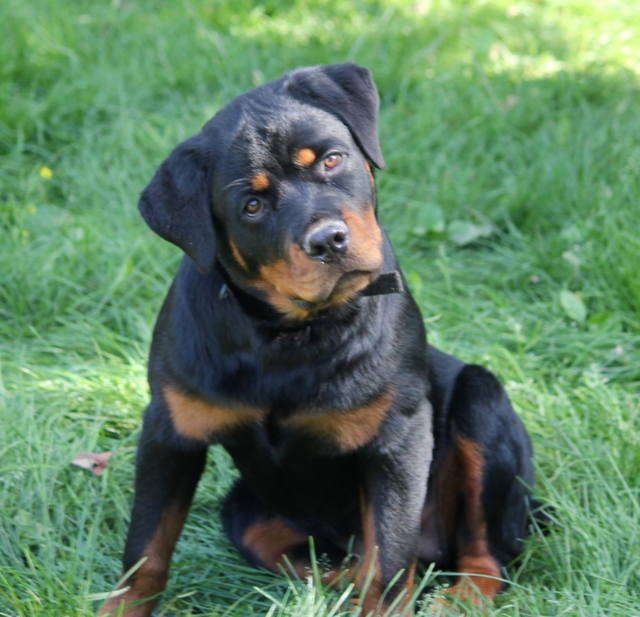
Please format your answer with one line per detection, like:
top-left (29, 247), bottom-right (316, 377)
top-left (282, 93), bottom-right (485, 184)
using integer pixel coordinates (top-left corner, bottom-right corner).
top-left (212, 260), bottom-right (403, 330)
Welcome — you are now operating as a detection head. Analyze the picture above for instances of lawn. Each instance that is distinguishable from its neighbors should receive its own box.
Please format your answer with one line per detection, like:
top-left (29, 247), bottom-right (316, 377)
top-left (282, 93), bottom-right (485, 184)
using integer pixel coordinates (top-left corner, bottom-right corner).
top-left (1, 0), bottom-right (639, 615)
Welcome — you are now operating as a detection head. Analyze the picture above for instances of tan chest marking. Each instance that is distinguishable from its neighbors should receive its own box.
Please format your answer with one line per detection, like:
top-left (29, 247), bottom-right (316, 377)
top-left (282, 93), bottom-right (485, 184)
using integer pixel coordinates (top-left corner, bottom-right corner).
top-left (163, 386), bottom-right (265, 441)
top-left (286, 390), bottom-right (394, 452)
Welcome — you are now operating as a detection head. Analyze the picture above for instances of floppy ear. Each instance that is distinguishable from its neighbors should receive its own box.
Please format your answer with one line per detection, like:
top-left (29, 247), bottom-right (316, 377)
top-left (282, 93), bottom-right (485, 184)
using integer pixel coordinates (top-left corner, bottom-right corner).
top-left (138, 133), bottom-right (216, 272)
top-left (285, 62), bottom-right (385, 169)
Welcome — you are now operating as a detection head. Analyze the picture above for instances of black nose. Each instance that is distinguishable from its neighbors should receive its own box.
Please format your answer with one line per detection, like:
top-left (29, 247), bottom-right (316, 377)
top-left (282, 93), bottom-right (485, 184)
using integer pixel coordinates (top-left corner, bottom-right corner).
top-left (303, 220), bottom-right (350, 261)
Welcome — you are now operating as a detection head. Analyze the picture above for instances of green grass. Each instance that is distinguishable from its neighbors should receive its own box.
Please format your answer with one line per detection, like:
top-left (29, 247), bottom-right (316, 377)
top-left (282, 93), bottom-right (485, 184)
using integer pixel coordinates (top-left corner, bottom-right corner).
top-left (1, 0), bottom-right (639, 615)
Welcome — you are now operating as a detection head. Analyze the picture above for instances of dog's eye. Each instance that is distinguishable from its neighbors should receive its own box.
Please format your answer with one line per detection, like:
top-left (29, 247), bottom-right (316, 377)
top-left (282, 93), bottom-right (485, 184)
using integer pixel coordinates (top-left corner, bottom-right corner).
top-left (323, 153), bottom-right (343, 170)
top-left (243, 198), bottom-right (264, 217)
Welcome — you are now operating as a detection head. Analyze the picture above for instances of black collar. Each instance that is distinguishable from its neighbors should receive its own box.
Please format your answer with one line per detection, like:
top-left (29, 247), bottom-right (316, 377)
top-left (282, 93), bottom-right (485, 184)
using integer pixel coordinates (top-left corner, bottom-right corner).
top-left (360, 271), bottom-right (404, 296)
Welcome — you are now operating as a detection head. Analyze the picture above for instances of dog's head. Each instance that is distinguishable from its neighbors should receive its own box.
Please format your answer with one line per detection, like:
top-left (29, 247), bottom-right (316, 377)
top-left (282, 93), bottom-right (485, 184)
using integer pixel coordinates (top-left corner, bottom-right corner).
top-left (139, 63), bottom-right (386, 320)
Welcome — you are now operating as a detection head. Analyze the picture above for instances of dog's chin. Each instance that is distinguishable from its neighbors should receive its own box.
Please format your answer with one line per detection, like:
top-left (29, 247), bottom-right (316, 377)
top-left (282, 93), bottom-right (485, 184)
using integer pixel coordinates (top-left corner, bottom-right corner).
top-left (290, 270), bottom-right (379, 312)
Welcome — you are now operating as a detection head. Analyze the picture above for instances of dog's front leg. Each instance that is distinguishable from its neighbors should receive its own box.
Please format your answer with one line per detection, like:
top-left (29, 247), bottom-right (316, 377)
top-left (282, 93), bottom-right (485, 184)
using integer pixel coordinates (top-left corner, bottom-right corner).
top-left (356, 402), bottom-right (433, 616)
top-left (100, 403), bottom-right (207, 617)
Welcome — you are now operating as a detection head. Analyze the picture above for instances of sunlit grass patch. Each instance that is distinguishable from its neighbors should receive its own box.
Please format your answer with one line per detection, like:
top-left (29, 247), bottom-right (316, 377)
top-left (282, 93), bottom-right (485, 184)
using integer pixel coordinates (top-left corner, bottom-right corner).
top-left (1, 0), bottom-right (639, 615)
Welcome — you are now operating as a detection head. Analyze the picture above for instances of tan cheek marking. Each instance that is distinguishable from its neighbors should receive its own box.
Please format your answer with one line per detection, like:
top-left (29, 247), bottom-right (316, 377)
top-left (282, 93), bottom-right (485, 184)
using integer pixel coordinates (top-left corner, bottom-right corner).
top-left (253, 243), bottom-right (334, 319)
top-left (251, 222), bottom-right (379, 318)
top-left (252, 283), bottom-right (311, 320)
top-left (253, 257), bottom-right (311, 320)
top-left (326, 273), bottom-right (372, 307)
top-left (287, 390), bottom-right (394, 452)
top-left (364, 160), bottom-right (375, 186)
top-left (249, 173), bottom-right (269, 191)
top-left (341, 206), bottom-right (383, 271)
top-left (229, 239), bottom-right (248, 270)
top-left (295, 148), bottom-right (316, 167)
top-left (259, 244), bottom-right (327, 299)
top-left (163, 386), bottom-right (265, 441)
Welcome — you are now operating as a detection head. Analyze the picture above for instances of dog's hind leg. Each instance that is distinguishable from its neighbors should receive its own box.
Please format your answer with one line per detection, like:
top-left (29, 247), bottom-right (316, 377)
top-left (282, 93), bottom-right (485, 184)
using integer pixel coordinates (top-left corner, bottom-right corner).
top-left (221, 480), bottom-right (348, 584)
top-left (425, 364), bottom-right (534, 612)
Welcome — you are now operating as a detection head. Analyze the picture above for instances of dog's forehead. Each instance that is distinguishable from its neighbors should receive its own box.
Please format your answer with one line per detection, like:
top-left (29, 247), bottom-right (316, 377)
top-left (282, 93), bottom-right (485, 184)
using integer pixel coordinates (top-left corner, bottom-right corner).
top-left (222, 96), bottom-right (353, 173)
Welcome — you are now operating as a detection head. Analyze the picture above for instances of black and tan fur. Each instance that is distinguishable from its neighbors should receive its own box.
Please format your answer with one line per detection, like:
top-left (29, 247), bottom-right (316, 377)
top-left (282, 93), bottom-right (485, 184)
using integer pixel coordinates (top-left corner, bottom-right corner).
top-left (100, 63), bottom-right (536, 617)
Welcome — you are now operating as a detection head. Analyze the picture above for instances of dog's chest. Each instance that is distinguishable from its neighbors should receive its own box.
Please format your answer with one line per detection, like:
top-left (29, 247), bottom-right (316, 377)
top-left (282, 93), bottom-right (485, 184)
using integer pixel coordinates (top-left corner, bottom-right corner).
top-left (162, 382), bottom-right (394, 455)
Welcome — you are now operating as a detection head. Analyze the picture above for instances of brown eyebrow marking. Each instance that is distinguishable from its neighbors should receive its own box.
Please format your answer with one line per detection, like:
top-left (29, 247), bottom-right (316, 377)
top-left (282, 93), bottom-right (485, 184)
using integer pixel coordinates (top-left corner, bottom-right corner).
top-left (295, 148), bottom-right (316, 167)
top-left (250, 173), bottom-right (270, 191)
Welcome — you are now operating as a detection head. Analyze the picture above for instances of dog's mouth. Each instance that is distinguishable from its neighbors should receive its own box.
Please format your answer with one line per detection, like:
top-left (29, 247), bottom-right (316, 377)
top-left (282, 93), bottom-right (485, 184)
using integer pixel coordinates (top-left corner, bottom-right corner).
top-left (290, 269), bottom-right (380, 311)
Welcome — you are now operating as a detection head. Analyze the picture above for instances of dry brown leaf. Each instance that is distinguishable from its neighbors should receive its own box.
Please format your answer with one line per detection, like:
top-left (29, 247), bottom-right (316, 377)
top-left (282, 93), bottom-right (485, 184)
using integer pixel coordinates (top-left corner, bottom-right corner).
top-left (71, 451), bottom-right (113, 476)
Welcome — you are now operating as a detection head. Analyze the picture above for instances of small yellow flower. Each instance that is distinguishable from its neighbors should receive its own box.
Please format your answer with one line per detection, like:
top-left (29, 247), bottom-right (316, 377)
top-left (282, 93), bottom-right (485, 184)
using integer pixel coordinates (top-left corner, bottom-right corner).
top-left (39, 166), bottom-right (53, 179)
top-left (28, 205), bottom-right (38, 215)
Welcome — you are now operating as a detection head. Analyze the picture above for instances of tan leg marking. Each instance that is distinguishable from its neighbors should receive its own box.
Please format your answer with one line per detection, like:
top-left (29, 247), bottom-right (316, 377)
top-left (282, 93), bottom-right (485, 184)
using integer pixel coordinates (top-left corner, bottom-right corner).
top-left (99, 505), bottom-right (188, 617)
top-left (242, 520), bottom-right (354, 586)
top-left (395, 559), bottom-right (418, 617)
top-left (434, 437), bottom-right (503, 613)
top-left (357, 489), bottom-right (383, 615)
top-left (242, 519), bottom-right (308, 572)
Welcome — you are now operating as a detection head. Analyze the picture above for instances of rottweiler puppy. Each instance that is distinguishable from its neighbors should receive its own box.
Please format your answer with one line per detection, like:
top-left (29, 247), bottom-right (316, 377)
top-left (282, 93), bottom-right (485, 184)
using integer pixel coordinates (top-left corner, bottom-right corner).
top-left (100, 63), bottom-right (536, 617)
